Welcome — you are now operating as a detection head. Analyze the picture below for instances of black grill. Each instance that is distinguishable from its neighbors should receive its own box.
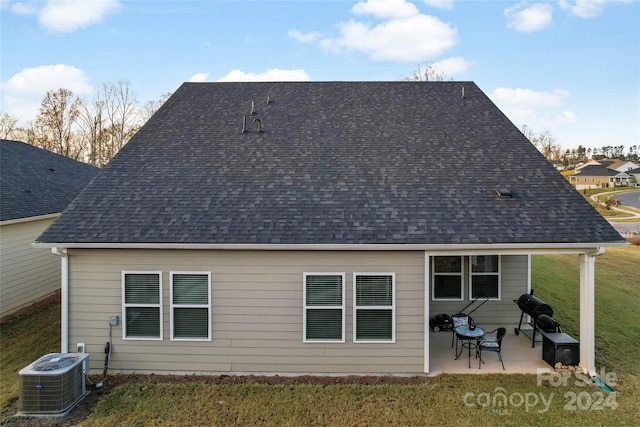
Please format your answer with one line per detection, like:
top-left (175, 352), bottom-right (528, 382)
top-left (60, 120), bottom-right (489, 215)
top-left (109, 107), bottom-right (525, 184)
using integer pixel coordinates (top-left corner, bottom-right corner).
top-left (514, 292), bottom-right (555, 347)
top-left (516, 294), bottom-right (554, 318)
top-left (535, 314), bottom-right (562, 334)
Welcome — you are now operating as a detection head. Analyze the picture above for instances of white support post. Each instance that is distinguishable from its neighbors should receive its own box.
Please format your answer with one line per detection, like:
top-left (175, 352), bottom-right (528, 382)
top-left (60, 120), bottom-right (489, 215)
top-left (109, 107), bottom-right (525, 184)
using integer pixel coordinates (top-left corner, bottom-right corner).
top-left (579, 252), bottom-right (597, 376)
top-left (424, 252), bottom-right (430, 374)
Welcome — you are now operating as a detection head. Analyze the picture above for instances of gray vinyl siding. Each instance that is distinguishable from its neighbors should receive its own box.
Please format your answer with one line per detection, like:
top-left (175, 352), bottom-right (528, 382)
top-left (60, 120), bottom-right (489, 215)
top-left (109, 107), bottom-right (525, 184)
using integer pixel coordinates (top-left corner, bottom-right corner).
top-left (0, 217), bottom-right (60, 317)
top-left (67, 249), bottom-right (426, 375)
top-left (428, 255), bottom-right (529, 325)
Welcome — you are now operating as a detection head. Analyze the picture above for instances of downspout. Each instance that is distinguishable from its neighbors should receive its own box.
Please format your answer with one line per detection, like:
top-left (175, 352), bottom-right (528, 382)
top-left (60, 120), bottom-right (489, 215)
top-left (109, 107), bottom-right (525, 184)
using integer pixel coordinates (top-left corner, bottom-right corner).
top-left (52, 247), bottom-right (68, 353)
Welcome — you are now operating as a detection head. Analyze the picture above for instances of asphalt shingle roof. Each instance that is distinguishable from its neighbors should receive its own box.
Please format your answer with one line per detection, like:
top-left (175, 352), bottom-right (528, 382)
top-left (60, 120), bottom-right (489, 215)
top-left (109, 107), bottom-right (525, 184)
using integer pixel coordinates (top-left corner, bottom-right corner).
top-left (36, 82), bottom-right (624, 245)
top-left (576, 165), bottom-right (627, 177)
top-left (1, 140), bottom-right (99, 222)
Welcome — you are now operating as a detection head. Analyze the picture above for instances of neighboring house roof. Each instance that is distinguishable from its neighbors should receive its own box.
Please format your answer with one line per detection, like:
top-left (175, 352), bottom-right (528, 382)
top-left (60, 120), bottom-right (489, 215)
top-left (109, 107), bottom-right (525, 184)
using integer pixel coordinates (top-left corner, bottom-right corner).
top-left (603, 159), bottom-right (639, 172)
top-left (1, 140), bottom-right (100, 222)
top-left (36, 82), bottom-right (624, 246)
top-left (578, 158), bottom-right (640, 173)
top-left (627, 167), bottom-right (640, 176)
top-left (573, 165), bottom-right (623, 177)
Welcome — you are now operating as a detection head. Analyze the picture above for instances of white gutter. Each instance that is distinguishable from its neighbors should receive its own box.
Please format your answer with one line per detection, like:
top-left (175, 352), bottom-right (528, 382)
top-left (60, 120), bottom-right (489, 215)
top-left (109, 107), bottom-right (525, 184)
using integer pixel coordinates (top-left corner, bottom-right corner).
top-left (32, 241), bottom-right (628, 252)
top-left (51, 247), bottom-right (68, 353)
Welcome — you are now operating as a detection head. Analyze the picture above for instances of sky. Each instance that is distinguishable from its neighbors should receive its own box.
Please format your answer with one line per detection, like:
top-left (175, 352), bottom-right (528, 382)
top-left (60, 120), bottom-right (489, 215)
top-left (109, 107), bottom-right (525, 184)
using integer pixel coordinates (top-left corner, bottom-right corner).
top-left (1, 0), bottom-right (638, 152)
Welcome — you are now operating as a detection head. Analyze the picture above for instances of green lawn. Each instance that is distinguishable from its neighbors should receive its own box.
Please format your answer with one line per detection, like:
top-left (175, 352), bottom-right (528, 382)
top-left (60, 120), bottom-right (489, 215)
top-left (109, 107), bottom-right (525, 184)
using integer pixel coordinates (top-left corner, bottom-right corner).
top-left (0, 292), bottom-right (60, 411)
top-left (1, 247), bottom-right (638, 425)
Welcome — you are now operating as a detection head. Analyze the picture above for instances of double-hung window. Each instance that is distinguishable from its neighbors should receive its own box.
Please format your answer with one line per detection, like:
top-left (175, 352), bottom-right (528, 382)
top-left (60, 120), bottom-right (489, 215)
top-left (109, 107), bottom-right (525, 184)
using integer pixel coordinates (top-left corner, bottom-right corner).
top-left (122, 272), bottom-right (162, 340)
top-left (353, 273), bottom-right (395, 343)
top-left (170, 272), bottom-right (211, 341)
top-left (432, 256), bottom-right (463, 300)
top-left (470, 255), bottom-right (500, 300)
top-left (303, 273), bottom-right (345, 342)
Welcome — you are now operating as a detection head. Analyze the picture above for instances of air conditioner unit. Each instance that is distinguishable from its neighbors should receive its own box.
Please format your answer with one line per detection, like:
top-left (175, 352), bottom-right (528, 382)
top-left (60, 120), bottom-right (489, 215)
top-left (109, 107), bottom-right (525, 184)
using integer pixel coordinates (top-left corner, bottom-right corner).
top-left (18, 353), bottom-right (89, 416)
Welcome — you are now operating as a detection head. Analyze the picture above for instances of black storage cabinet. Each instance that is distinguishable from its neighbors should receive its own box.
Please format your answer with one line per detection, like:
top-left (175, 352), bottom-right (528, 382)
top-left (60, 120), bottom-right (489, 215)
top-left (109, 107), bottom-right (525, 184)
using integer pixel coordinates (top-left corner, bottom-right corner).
top-left (542, 333), bottom-right (579, 366)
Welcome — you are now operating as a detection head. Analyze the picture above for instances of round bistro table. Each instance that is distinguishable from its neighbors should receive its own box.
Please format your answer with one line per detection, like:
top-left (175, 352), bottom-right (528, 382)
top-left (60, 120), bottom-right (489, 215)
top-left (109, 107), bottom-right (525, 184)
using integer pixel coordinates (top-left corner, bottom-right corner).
top-left (454, 325), bottom-right (485, 368)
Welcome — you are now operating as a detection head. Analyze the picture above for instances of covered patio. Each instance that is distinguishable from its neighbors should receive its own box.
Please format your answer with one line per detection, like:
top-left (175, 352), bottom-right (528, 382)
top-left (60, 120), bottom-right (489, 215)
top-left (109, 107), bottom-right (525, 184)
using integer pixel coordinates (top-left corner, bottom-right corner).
top-left (428, 324), bottom-right (555, 375)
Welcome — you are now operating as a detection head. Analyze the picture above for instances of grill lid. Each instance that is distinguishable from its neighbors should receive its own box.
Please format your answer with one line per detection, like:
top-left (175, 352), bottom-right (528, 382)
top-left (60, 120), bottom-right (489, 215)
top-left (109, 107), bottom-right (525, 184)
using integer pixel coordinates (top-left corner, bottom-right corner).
top-left (516, 293), bottom-right (553, 318)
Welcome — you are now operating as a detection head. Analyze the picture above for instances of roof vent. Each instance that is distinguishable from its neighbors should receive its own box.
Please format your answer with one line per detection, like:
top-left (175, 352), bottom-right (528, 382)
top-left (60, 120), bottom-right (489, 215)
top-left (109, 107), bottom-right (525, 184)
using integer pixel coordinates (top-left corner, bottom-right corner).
top-left (495, 188), bottom-right (513, 200)
top-left (460, 86), bottom-right (465, 99)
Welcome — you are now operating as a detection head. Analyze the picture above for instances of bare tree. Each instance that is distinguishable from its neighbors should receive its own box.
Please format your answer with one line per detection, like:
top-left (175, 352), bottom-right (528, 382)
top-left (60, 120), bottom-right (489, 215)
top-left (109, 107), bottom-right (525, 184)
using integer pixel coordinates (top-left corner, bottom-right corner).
top-left (77, 89), bottom-right (108, 167)
top-left (520, 126), bottom-right (561, 162)
top-left (520, 125), bottom-right (536, 144)
top-left (22, 119), bottom-right (53, 152)
top-left (139, 92), bottom-right (172, 124)
top-left (538, 130), bottom-right (560, 161)
top-left (102, 80), bottom-right (139, 155)
top-left (0, 112), bottom-right (20, 139)
top-left (34, 88), bottom-right (82, 158)
top-left (405, 63), bottom-right (447, 81)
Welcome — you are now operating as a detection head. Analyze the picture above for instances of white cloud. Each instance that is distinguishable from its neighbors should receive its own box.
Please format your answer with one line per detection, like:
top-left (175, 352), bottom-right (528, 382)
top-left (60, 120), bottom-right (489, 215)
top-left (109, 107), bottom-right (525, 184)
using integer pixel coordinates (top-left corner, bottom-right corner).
top-left (431, 56), bottom-right (471, 76)
top-left (37, 0), bottom-right (121, 33)
top-left (557, 110), bottom-right (578, 124)
top-left (11, 2), bottom-right (37, 15)
top-left (0, 64), bottom-right (94, 121)
top-left (422, 0), bottom-right (454, 10)
top-left (290, 0), bottom-right (457, 63)
top-left (189, 73), bottom-right (209, 83)
top-left (559, 0), bottom-right (607, 18)
top-left (352, 0), bottom-right (419, 19)
top-left (491, 87), bottom-right (570, 107)
top-left (504, 2), bottom-right (553, 33)
top-left (216, 68), bottom-right (311, 82)
top-left (489, 87), bottom-right (577, 129)
top-left (287, 29), bottom-right (324, 43)
top-left (320, 14), bottom-right (457, 62)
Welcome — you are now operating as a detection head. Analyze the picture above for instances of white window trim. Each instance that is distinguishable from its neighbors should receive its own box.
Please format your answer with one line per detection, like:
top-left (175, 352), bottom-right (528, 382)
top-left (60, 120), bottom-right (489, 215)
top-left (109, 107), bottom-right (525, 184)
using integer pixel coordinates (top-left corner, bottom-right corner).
top-left (431, 256), bottom-right (463, 301)
top-left (170, 271), bottom-right (212, 342)
top-left (303, 272), bottom-right (346, 343)
top-left (122, 271), bottom-right (163, 341)
top-left (469, 255), bottom-right (501, 301)
top-left (353, 272), bottom-right (396, 344)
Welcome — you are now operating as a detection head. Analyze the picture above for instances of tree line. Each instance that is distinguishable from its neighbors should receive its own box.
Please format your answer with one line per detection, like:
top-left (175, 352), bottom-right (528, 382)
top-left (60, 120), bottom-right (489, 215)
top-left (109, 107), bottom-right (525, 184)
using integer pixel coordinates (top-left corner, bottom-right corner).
top-left (0, 81), bottom-right (170, 167)
top-left (521, 124), bottom-right (639, 166)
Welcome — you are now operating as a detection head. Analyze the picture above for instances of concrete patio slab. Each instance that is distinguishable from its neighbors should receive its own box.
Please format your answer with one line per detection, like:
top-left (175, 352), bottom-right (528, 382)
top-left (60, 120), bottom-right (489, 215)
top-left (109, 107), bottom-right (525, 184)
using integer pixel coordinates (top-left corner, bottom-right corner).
top-left (428, 324), bottom-right (555, 375)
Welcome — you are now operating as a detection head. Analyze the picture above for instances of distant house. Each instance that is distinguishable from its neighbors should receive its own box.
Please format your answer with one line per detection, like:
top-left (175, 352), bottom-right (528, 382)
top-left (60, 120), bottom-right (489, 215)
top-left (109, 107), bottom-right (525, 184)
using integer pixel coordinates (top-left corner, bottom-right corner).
top-left (570, 163), bottom-right (633, 189)
top-left (599, 159), bottom-right (640, 173)
top-left (35, 82), bottom-right (625, 376)
top-left (0, 140), bottom-right (99, 317)
top-left (627, 167), bottom-right (640, 186)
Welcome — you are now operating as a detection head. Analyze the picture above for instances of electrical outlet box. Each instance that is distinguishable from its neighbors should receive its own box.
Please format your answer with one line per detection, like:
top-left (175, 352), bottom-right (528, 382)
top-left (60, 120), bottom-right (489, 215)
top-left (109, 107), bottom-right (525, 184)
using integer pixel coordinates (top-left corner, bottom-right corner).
top-left (110, 315), bottom-right (119, 326)
top-left (77, 343), bottom-right (85, 353)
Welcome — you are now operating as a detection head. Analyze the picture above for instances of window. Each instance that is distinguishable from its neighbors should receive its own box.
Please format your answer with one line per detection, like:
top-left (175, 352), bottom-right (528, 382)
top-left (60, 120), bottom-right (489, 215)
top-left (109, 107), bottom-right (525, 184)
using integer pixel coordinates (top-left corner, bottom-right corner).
top-left (432, 256), bottom-right (463, 300)
top-left (170, 272), bottom-right (211, 341)
top-left (122, 272), bottom-right (162, 340)
top-left (353, 273), bottom-right (395, 343)
top-left (470, 255), bottom-right (500, 300)
top-left (303, 273), bottom-right (345, 342)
